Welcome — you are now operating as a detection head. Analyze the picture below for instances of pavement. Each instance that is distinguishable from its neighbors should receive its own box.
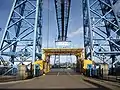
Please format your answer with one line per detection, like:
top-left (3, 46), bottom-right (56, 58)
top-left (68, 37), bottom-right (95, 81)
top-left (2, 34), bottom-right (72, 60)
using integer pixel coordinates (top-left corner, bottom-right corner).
top-left (0, 68), bottom-right (119, 90)
top-left (82, 76), bottom-right (120, 90)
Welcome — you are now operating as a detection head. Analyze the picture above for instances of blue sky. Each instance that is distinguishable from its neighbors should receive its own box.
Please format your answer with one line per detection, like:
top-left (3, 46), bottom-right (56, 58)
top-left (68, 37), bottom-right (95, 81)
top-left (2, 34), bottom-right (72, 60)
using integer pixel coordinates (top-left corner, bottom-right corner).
top-left (0, 0), bottom-right (84, 64)
top-left (42, 0), bottom-right (83, 48)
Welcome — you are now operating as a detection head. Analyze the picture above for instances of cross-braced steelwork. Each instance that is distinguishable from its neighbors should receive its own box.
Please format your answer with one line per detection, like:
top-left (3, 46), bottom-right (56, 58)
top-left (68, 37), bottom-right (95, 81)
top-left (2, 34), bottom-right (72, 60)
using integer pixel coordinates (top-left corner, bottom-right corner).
top-left (83, 0), bottom-right (120, 72)
top-left (0, 0), bottom-right (43, 75)
top-left (54, 0), bottom-right (71, 41)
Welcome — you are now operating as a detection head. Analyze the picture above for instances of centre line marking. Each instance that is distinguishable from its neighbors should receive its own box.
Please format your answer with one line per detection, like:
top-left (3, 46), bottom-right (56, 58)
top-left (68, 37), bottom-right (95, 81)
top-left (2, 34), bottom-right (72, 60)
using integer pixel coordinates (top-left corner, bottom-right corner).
top-left (57, 72), bottom-right (59, 76)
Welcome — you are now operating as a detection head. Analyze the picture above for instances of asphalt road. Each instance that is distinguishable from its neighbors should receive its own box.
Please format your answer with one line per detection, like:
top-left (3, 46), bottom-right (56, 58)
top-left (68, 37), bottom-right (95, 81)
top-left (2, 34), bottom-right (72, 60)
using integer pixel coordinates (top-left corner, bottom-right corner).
top-left (0, 69), bottom-right (113, 89)
top-left (47, 68), bottom-right (78, 75)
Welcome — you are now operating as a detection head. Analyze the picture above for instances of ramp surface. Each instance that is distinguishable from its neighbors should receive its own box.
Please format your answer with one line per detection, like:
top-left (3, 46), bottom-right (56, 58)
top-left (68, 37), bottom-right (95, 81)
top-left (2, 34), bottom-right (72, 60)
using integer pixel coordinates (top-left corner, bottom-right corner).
top-left (0, 69), bottom-right (117, 89)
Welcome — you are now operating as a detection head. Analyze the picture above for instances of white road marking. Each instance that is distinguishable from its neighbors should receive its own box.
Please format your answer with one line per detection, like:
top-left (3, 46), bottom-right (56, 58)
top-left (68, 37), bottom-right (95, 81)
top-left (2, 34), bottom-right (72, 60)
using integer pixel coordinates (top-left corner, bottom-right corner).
top-left (67, 71), bottom-right (71, 76)
top-left (68, 72), bottom-right (71, 75)
top-left (57, 72), bottom-right (59, 76)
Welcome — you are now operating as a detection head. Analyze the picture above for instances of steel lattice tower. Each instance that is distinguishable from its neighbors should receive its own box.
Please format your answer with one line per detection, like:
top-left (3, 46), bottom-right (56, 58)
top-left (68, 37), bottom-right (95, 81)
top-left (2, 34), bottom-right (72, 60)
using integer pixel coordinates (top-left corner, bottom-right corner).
top-left (83, 0), bottom-right (120, 72)
top-left (0, 0), bottom-right (43, 75)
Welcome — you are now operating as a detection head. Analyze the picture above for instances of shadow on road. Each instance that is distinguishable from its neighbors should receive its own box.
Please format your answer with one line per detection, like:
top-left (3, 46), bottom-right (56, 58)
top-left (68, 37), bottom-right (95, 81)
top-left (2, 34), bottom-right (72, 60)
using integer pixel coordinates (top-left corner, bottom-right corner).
top-left (83, 79), bottom-right (112, 90)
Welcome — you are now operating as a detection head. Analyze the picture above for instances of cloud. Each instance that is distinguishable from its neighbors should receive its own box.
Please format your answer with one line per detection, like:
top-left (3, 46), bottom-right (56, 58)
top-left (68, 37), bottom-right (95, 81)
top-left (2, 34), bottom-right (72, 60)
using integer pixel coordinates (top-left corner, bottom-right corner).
top-left (68, 27), bottom-right (83, 38)
top-left (70, 43), bottom-right (84, 48)
top-left (42, 39), bottom-right (55, 48)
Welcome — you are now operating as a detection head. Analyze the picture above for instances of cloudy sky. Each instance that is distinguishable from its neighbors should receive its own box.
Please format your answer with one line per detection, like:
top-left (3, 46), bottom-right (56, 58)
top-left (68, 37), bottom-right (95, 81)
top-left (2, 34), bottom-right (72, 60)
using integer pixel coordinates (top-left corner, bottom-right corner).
top-left (0, 0), bottom-right (83, 64)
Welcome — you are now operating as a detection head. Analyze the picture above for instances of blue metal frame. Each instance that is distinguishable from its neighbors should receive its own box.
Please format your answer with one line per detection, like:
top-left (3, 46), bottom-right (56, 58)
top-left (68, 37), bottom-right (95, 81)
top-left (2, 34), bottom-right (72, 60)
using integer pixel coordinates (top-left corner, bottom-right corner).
top-left (0, 0), bottom-right (43, 76)
top-left (83, 0), bottom-right (120, 73)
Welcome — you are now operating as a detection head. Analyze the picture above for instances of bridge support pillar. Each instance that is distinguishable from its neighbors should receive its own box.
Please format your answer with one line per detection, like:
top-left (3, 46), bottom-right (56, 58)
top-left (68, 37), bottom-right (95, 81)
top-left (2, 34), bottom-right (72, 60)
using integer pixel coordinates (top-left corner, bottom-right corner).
top-left (76, 56), bottom-right (82, 73)
top-left (43, 55), bottom-right (50, 74)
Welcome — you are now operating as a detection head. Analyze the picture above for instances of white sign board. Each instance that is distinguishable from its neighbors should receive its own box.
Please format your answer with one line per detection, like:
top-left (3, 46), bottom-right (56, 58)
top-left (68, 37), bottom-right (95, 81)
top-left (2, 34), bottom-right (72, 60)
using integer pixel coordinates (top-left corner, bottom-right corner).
top-left (55, 41), bottom-right (71, 48)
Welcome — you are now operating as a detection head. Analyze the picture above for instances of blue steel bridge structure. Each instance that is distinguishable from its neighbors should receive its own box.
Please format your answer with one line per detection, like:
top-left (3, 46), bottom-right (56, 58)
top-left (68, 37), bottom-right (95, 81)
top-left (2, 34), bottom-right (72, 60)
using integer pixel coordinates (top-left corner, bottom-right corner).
top-left (0, 0), bottom-right (120, 76)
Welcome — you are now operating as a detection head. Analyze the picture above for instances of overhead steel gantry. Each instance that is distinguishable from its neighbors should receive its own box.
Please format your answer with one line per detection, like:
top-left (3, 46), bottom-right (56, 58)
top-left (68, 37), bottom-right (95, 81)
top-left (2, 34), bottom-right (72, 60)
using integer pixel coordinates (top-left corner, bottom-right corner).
top-left (54, 0), bottom-right (71, 41)
top-left (0, 0), bottom-right (43, 75)
top-left (54, 0), bottom-right (71, 67)
top-left (83, 0), bottom-right (120, 73)
top-left (42, 48), bottom-right (84, 73)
